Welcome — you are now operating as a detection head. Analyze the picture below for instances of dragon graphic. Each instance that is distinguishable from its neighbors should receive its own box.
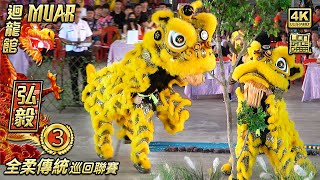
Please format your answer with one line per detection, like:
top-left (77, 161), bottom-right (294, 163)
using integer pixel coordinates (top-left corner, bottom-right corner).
top-left (0, 18), bottom-right (62, 164)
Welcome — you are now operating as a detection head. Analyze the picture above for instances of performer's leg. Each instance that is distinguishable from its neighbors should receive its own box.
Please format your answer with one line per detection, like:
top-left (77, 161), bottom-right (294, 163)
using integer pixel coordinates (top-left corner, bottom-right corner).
top-left (264, 136), bottom-right (316, 178)
top-left (79, 50), bottom-right (92, 90)
top-left (130, 103), bottom-right (154, 173)
top-left (233, 136), bottom-right (260, 180)
top-left (67, 51), bottom-right (80, 102)
top-left (223, 130), bottom-right (261, 180)
top-left (92, 114), bottom-right (114, 160)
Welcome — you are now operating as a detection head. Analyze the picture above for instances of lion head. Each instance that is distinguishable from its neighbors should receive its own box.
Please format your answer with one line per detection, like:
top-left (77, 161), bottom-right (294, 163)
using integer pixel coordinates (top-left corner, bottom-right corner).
top-left (233, 41), bottom-right (304, 107)
top-left (143, 1), bottom-right (217, 85)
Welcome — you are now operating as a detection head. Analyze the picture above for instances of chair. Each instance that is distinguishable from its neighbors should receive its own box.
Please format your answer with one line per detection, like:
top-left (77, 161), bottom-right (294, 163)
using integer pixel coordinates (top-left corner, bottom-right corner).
top-left (302, 58), bottom-right (317, 82)
top-left (295, 54), bottom-right (306, 64)
top-left (96, 26), bottom-right (120, 62)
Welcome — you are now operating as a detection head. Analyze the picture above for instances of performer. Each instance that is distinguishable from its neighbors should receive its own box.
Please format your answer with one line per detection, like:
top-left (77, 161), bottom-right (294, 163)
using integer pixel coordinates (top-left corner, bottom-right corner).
top-left (82, 1), bottom-right (217, 173)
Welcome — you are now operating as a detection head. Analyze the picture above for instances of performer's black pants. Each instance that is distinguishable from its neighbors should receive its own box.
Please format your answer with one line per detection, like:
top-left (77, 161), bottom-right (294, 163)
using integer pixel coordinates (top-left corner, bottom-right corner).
top-left (66, 50), bottom-right (91, 102)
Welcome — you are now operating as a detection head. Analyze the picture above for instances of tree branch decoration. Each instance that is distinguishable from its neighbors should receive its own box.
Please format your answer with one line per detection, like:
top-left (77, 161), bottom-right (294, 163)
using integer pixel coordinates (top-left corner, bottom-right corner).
top-left (237, 101), bottom-right (267, 136)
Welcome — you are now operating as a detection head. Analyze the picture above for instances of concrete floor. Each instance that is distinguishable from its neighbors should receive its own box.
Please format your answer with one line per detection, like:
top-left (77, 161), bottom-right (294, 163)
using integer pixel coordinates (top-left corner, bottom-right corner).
top-left (1, 82), bottom-right (319, 180)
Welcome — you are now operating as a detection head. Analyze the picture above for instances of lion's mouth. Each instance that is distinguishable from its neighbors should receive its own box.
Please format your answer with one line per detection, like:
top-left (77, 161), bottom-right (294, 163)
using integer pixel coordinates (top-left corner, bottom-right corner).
top-left (241, 73), bottom-right (274, 108)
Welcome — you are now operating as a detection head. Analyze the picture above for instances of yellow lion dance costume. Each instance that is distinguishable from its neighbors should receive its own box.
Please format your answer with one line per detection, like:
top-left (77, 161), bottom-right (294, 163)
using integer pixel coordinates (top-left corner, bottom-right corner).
top-left (221, 40), bottom-right (317, 179)
top-left (82, 1), bottom-right (217, 173)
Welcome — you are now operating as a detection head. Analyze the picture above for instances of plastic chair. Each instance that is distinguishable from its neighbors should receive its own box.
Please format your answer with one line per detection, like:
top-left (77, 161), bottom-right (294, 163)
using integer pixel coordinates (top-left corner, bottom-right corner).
top-left (97, 26), bottom-right (120, 62)
top-left (295, 54), bottom-right (306, 64)
top-left (302, 58), bottom-right (317, 82)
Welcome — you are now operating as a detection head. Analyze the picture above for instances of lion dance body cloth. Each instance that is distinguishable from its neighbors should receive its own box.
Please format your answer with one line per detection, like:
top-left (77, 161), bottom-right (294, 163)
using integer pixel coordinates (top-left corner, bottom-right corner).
top-left (221, 40), bottom-right (317, 179)
top-left (82, 1), bottom-right (217, 173)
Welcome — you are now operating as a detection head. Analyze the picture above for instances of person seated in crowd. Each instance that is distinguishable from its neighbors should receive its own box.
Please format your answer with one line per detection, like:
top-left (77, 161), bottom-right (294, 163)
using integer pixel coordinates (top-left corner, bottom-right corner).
top-left (99, 3), bottom-right (114, 28)
top-left (83, 5), bottom-right (102, 53)
top-left (124, 5), bottom-right (134, 21)
top-left (221, 39), bottom-right (232, 59)
top-left (99, 0), bottom-right (107, 6)
top-left (276, 32), bottom-right (288, 47)
top-left (110, 0), bottom-right (126, 32)
top-left (134, 3), bottom-right (143, 23)
top-left (94, 5), bottom-right (103, 20)
top-left (123, 12), bottom-right (142, 38)
top-left (75, 0), bottom-right (87, 18)
top-left (310, 38), bottom-right (320, 62)
top-left (311, 27), bottom-right (319, 48)
top-left (140, 0), bottom-right (152, 18)
top-left (312, 6), bottom-right (320, 28)
top-left (274, 8), bottom-right (286, 38)
top-left (158, 3), bottom-right (167, 10)
top-left (140, 15), bottom-right (153, 36)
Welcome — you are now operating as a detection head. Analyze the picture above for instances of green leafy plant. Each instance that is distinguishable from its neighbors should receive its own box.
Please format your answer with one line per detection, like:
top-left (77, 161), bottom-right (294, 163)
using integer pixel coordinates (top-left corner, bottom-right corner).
top-left (237, 101), bottom-right (267, 136)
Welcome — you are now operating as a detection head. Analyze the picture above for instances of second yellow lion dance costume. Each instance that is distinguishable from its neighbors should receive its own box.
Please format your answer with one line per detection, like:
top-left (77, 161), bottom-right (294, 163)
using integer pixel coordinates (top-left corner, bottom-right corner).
top-left (82, 1), bottom-right (217, 173)
top-left (222, 40), bottom-right (317, 179)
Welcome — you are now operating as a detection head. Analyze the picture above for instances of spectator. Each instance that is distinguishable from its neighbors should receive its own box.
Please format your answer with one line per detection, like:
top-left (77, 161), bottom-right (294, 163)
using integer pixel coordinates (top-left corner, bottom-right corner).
top-left (310, 38), bottom-right (320, 61)
top-left (94, 5), bottom-right (103, 20)
top-left (140, 0), bottom-right (152, 18)
top-left (83, 6), bottom-right (101, 44)
top-left (134, 4), bottom-right (142, 22)
top-left (140, 15), bottom-right (153, 36)
top-left (274, 8), bottom-right (285, 35)
top-left (158, 3), bottom-right (167, 10)
top-left (221, 39), bottom-right (232, 58)
top-left (99, 4), bottom-right (113, 27)
top-left (123, 12), bottom-right (142, 38)
top-left (276, 32), bottom-right (288, 47)
top-left (311, 28), bottom-right (319, 47)
top-left (312, 6), bottom-right (320, 28)
top-left (59, 4), bottom-right (93, 105)
top-left (124, 6), bottom-right (134, 21)
top-left (110, 0), bottom-right (126, 31)
top-left (299, 0), bottom-right (313, 9)
top-left (99, 0), bottom-right (107, 6)
top-left (75, 0), bottom-right (87, 18)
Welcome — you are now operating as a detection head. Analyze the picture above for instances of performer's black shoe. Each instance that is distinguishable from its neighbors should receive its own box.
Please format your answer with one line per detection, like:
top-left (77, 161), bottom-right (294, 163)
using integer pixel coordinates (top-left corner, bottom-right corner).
top-left (133, 164), bottom-right (151, 174)
top-left (124, 135), bottom-right (131, 144)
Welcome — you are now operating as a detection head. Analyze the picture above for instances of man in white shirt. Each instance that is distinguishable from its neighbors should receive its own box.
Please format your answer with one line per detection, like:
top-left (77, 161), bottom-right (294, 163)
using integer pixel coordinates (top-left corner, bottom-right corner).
top-left (59, 4), bottom-right (93, 104)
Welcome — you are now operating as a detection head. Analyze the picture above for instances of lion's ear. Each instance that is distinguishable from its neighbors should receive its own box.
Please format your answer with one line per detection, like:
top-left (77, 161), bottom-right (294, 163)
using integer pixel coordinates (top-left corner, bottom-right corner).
top-left (247, 41), bottom-right (262, 60)
top-left (152, 10), bottom-right (174, 25)
top-left (288, 64), bottom-right (304, 81)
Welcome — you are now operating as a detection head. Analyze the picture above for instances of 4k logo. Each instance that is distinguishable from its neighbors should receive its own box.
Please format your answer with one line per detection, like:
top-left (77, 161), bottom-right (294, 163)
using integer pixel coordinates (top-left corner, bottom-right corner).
top-left (288, 8), bottom-right (312, 28)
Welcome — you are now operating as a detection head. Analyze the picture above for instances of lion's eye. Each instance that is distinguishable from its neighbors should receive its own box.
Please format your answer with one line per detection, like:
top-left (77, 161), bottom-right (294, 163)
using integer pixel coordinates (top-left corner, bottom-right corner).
top-left (168, 31), bottom-right (186, 49)
top-left (199, 30), bottom-right (208, 41)
top-left (276, 57), bottom-right (288, 73)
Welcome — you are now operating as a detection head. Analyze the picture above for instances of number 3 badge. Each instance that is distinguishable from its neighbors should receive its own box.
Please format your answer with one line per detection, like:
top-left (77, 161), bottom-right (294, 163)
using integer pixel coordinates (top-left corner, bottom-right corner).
top-left (40, 123), bottom-right (74, 155)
